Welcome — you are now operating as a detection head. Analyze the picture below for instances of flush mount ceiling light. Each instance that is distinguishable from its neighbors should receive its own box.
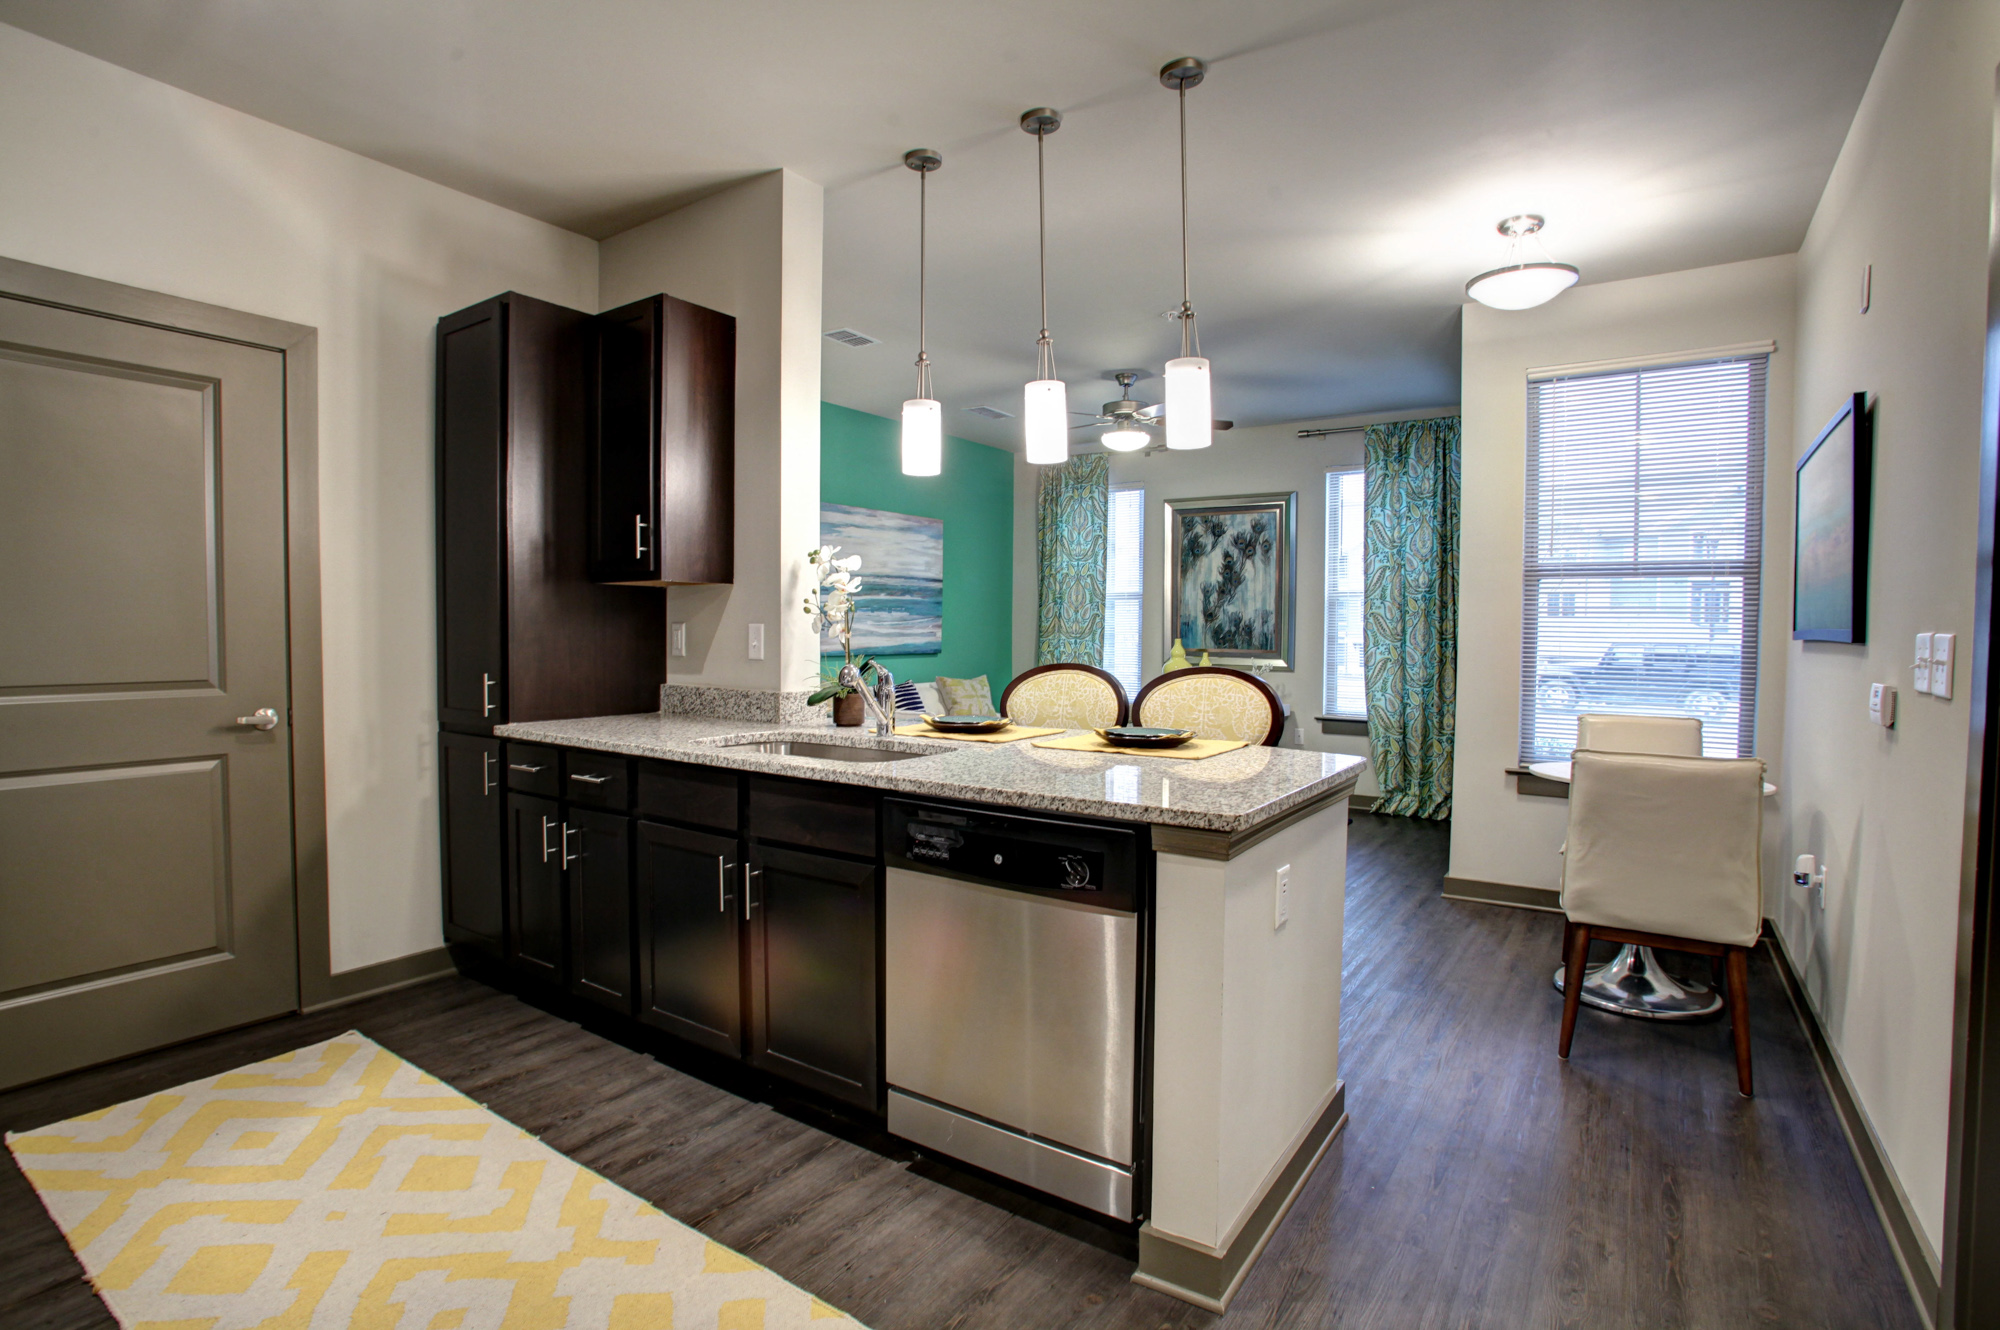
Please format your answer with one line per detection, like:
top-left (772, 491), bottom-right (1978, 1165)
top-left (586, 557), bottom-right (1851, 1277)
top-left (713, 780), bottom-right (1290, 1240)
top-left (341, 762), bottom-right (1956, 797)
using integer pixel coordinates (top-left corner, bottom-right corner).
top-left (1159, 57), bottom-right (1214, 451)
top-left (1465, 214), bottom-right (1580, 311)
top-left (900, 148), bottom-right (944, 476)
top-left (1021, 107), bottom-right (1069, 466)
top-left (1102, 425), bottom-right (1151, 452)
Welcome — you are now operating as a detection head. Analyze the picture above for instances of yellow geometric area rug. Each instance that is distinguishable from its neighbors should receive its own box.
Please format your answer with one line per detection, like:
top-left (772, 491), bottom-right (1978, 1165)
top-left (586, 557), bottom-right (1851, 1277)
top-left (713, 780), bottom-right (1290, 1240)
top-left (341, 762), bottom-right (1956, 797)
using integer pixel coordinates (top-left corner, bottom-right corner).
top-left (6, 1032), bottom-right (866, 1329)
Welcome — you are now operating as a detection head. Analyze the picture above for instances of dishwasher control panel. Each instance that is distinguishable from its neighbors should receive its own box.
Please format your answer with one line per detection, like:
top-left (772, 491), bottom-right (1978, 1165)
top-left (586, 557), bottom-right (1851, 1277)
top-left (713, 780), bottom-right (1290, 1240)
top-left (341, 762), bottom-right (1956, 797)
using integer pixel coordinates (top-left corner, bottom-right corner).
top-left (885, 800), bottom-right (1141, 912)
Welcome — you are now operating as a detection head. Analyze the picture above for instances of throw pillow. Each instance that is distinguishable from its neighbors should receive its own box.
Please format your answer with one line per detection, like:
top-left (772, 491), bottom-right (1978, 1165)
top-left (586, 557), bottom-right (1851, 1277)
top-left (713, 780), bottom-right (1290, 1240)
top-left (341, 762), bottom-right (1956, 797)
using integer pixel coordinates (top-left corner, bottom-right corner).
top-left (893, 680), bottom-right (926, 714)
top-left (934, 674), bottom-right (995, 716)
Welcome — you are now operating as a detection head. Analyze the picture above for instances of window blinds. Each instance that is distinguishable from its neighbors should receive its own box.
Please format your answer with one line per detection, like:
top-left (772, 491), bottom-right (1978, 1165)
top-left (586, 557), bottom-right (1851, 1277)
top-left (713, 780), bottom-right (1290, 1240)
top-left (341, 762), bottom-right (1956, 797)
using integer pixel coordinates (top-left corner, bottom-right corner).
top-left (1102, 486), bottom-right (1146, 700)
top-left (1520, 355), bottom-right (1766, 762)
top-left (1323, 469), bottom-right (1366, 718)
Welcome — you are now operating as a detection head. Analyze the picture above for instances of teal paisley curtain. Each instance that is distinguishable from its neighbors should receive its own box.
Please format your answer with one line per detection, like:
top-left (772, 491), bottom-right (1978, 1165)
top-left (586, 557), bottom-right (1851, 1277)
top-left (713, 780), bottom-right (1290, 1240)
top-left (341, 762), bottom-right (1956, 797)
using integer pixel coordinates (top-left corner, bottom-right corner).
top-left (1037, 453), bottom-right (1109, 665)
top-left (1364, 417), bottom-right (1460, 819)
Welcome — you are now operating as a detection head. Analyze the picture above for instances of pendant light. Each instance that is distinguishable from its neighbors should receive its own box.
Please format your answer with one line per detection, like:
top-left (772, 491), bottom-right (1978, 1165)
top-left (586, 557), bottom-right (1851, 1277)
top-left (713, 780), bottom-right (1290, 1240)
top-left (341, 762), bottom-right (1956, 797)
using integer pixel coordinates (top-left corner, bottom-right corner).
top-left (901, 148), bottom-right (944, 476)
top-left (1465, 214), bottom-right (1579, 310)
top-left (1160, 57), bottom-right (1211, 451)
top-left (1021, 108), bottom-right (1068, 466)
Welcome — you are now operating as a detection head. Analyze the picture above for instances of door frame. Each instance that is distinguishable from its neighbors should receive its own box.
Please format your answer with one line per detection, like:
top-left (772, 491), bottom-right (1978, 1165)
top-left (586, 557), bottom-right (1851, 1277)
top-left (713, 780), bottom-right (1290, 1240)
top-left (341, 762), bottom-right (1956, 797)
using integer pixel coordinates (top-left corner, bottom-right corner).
top-left (1943, 73), bottom-right (2000, 1330)
top-left (0, 255), bottom-right (349, 1011)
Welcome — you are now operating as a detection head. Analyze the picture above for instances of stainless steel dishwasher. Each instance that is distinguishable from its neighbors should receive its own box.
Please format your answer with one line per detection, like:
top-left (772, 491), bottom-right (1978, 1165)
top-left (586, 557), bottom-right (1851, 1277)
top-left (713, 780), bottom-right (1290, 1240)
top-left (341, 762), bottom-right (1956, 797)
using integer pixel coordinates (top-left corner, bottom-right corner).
top-left (884, 798), bottom-right (1143, 1220)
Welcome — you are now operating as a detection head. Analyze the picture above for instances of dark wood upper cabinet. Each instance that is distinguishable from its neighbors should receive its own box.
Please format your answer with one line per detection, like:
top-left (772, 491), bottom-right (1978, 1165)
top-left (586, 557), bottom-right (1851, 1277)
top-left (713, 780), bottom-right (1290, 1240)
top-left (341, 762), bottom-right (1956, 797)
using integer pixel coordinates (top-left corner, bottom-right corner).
top-left (590, 294), bottom-right (735, 587)
top-left (435, 293), bottom-right (666, 734)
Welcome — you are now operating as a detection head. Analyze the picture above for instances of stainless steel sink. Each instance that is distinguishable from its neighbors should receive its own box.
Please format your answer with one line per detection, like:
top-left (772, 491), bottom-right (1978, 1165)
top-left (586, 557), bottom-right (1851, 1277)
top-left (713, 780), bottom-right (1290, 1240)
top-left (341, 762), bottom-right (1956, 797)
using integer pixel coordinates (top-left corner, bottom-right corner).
top-left (716, 740), bottom-right (929, 763)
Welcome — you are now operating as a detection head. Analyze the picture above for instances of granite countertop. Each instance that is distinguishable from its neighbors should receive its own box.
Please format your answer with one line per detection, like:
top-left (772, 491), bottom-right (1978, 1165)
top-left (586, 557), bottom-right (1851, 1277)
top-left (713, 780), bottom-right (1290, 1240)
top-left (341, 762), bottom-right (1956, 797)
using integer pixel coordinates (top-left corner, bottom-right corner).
top-left (493, 712), bottom-right (1367, 835)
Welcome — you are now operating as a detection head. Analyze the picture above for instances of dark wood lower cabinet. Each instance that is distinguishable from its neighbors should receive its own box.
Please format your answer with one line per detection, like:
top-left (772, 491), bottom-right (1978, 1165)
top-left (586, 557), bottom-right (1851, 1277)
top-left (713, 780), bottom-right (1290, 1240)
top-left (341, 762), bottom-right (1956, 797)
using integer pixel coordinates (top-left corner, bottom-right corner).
top-left (746, 843), bottom-right (880, 1111)
top-left (439, 731), bottom-right (504, 958)
top-left (636, 821), bottom-right (742, 1055)
top-left (566, 807), bottom-right (635, 1013)
top-left (506, 792), bottom-right (564, 982)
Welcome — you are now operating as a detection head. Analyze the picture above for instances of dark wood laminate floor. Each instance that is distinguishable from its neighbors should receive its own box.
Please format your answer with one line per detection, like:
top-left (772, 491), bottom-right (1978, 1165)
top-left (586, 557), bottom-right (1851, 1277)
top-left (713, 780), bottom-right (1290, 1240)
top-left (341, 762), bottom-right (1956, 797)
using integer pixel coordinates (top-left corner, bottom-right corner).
top-left (0, 813), bottom-right (1922, 1329)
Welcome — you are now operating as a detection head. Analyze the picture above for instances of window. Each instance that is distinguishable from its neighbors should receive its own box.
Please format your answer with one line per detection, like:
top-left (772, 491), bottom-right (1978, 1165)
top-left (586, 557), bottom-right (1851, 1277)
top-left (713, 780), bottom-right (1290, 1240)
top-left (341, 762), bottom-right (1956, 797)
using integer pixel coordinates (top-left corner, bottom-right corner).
top-left (1103, 485), bottom-right (1146, 699)
top-left (1521, 355), bottom-right (1766, 761)
top-left (1323, 469), bottom-right (1366, 718)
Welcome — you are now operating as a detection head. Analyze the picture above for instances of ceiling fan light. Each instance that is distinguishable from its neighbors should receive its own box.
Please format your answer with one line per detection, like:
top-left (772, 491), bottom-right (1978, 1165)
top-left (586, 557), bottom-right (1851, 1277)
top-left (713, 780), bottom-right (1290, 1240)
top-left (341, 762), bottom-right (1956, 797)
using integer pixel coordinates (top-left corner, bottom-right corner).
top-left (1102, 426), bottom-right (1150, 452)
top-left (901, 398), bottom-right (942, 476)
top-left (1023, 378), bottom-right (1069, 465)
top-left (1465, 262), bottom-right (1580, 311)
top-left (1164, 356), bottom-right (1212, 450)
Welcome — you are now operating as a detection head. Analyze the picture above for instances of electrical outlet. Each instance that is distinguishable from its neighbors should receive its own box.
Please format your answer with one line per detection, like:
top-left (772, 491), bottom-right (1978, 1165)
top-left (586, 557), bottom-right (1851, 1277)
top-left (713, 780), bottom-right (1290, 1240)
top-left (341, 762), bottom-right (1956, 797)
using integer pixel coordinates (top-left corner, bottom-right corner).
top-left (748, 623), bottom-right (765, 661)
top-left (1914, 633), bottom-right (1933, 695)
top-left (1275, 863), bottom-right (1292, 929)
top-left (671, 622), bottom-right (687, 658)
top-left (1933, 633), bottom-right (1955, 700)
top-left (1870, 682), bottom-right (1895, 728)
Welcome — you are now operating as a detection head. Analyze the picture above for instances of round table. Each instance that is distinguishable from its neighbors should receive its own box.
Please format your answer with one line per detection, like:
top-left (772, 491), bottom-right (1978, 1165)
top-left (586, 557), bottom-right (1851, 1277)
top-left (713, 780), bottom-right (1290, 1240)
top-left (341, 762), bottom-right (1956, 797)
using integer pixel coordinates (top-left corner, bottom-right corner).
top-left (1527, 759), bottom-right (1776, 1021)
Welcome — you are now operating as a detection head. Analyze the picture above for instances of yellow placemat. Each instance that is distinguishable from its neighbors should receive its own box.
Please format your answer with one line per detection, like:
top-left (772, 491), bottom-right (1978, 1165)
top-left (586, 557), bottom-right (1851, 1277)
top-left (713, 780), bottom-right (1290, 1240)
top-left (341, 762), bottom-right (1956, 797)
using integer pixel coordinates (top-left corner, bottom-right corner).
top-left (1030, 732), bottom-right (1252, 760)
top-left (893, 722), bottom-right (1065, 744)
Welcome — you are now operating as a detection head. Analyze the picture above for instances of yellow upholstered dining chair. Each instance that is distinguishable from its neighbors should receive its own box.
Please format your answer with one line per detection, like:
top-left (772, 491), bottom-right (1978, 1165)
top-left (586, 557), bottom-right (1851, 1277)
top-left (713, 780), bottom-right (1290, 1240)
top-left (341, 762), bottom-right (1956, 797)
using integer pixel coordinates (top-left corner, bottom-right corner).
top-left (999, 664), bottom-right (1129, 730)
top-left (1575, 713), bottom-right (1702, 757)
top-left (1131, 667), bottom-right (1287, 746)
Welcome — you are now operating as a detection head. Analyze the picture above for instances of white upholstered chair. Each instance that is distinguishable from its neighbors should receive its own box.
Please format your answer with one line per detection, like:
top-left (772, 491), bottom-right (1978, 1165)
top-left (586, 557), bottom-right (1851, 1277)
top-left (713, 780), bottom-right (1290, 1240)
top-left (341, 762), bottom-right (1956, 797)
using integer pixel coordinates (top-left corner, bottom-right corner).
top-left (1558, 750), bottom-right (1765, 1095)
top-left (999, 665), bottom-right (1129, 730)
top-left (1575, 713), bottom-right (1702, 757)
top-left (1132, 667), bottom-right (1287, 746)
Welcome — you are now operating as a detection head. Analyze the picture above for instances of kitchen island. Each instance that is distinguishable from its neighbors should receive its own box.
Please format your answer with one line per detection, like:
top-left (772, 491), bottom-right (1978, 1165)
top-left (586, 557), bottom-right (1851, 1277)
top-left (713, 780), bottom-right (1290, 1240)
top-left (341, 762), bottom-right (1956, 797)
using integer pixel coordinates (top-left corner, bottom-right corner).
top-left (469, 710), bottom-right (1365, 1312)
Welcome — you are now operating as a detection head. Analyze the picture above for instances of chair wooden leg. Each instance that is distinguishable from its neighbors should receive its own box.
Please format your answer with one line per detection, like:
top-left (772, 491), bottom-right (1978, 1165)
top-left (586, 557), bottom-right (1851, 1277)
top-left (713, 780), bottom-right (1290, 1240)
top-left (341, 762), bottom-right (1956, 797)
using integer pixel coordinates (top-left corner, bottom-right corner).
top-left (1725, 945), bottom-right (1754, 1097)
top-left (1559, 923), bottom-right (1591, 1059)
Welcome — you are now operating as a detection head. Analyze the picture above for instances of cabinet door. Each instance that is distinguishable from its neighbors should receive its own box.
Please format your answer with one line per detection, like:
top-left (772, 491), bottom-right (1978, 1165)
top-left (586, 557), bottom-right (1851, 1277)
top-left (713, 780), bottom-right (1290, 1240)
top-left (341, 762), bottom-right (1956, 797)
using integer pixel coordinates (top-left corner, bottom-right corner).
top-left (506, 792), bottom-right (564, 982)
top-left (636, 821), bottom-right (742, 1055)
top-left (439, 731), bottom-right (504, 958)
top-left (566, 807), bottom-right (635, 1013)
top-left (590, 297), bottom-right (659, 583)
top-left (436, 301), bottom-right (507, 730)
top-left (746, 844), bottom-right (879, 1111)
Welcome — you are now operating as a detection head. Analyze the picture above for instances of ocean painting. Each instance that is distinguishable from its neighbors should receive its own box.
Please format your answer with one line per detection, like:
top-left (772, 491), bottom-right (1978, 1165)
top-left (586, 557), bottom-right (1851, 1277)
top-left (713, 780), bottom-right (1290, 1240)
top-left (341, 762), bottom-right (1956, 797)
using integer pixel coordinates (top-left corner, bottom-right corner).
top-left (820, 503), bottom-right (943, 657)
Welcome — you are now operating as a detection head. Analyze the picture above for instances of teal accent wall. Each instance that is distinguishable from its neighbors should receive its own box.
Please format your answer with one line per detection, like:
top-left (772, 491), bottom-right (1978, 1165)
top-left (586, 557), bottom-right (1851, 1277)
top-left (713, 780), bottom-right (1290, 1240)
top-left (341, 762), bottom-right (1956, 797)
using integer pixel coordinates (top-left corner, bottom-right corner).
top-left (820, 402), bottom-right (1013, 688)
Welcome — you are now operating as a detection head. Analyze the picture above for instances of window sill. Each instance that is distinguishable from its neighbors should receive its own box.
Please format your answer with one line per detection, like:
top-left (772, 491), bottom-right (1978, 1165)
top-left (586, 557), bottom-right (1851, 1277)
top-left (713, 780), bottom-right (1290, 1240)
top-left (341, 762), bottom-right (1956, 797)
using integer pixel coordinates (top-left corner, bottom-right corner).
top-left (1505, 765), bottom-right (1569, 799)
top-left (1317, 716), bottom-right (1368, 736)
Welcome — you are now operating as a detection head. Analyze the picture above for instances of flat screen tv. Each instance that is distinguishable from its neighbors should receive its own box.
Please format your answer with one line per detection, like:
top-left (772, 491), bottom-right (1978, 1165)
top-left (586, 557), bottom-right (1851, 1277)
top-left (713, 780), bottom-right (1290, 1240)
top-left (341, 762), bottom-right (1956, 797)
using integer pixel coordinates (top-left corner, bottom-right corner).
top-left (1793, 392), bottom-right (1872, 643)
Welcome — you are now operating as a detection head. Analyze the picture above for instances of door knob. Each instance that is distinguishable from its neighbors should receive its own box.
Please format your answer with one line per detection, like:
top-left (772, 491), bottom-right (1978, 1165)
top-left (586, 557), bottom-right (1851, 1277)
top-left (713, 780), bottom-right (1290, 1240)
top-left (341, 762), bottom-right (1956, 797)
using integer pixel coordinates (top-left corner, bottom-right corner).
top-left (235, 707), bottom-right (281, 731)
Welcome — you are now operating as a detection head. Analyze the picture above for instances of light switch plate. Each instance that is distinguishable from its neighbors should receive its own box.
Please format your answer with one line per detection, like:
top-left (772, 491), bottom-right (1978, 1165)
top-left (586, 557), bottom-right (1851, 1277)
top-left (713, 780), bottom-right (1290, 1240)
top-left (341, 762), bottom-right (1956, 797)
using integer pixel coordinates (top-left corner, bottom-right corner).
top-left (1914, 632), bottom-right (1933, 694)
top-left (1275, 863), bottom-right (1292, 929)
top-left (671, 622), bottom-right (688, 658)
top-left (1933, 633), bottom-right (1955, 699)
top-left (748, 623), bottom-right (765, 661)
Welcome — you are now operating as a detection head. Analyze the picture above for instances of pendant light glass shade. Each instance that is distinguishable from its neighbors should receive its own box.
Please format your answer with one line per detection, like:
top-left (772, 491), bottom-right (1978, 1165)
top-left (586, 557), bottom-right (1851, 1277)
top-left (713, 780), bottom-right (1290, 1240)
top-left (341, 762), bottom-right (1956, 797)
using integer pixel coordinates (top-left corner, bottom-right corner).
top-left (1465, 262), bottom-right (1579, 310)
top-left (1023, 378), bottom-right (1069, 465)
top-left (901, 398), bottom-right (942, 476)
top-left (1101, 426), bottom-right (1150, 452)
top-left (1164, 356), bottom-right (1212, 450)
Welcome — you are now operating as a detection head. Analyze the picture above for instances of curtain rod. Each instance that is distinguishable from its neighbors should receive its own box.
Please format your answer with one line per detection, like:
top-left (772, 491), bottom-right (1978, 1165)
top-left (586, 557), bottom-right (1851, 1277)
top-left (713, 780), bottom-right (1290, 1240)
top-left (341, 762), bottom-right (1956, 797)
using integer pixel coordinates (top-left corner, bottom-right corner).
top-left (1296, 425), bottom-right (1367, 439)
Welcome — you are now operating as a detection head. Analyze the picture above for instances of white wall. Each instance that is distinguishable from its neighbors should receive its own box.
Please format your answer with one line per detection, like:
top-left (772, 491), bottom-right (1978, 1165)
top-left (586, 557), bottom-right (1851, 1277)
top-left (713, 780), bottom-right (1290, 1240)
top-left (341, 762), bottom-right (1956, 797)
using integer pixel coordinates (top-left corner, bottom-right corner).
top-left (1450, 255), bottom-right (1797, 894)
top-left (1776, 0), bottom-right (2000, 1265)
top-left (600, 172), bottom-right (824, 698)
top-left (1009, 411), bottom-right (1459, 800)
top-left (0, 22), bottom-right (599, 974)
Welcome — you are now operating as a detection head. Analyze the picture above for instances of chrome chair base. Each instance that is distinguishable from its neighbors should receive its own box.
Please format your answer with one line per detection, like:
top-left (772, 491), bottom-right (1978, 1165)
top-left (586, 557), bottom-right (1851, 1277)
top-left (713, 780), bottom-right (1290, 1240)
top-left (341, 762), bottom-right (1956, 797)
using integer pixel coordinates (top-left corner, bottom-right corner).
top-left (1552, 943), bottom-right (1723, 1020)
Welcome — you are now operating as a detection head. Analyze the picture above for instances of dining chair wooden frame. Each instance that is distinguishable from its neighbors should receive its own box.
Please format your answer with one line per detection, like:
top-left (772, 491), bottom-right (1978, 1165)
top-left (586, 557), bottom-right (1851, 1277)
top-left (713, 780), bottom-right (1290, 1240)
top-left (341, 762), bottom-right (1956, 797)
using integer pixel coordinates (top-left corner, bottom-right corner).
top-left (999, 663), bottom-right (1130, 728)
top-left (1130, 666), bottom-right (1288, 747)
top-left (1559, 919), bottom-right (1757, 1097)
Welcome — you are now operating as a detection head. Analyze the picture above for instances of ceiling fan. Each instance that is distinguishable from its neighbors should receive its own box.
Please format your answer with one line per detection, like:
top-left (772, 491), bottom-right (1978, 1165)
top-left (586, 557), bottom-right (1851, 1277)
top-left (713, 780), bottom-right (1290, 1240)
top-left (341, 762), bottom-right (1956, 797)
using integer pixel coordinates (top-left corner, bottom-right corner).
top-left (1071, 370), bottom-right (1233, 452)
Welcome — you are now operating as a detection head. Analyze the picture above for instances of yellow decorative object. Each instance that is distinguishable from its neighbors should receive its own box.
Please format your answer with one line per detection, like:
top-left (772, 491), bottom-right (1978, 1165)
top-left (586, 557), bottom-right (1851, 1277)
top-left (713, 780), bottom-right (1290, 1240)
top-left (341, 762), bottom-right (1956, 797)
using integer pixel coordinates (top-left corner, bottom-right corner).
top-left (1003, 667), bottom-right (1125, 730)
top-left (7, 1033), bottom-right (867, 1330)
top-left (1030, 732), bottom-right (1251, 760)
top-left (1198, 650), bottom-right (1211, 667)
top-left (1137, 672), bottom-right (1278, 743)
top-left (1164, 639), bottom-right (1191, 672)
top-left (892, 723), bottom-right (1063, 743)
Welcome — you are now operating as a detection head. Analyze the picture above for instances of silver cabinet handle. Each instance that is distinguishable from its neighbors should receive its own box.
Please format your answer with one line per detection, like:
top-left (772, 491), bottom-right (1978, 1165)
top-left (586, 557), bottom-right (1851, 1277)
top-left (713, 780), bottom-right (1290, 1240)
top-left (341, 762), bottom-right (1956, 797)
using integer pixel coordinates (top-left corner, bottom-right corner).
top-left (509, 763), bottom-right (546, 774)
top-left (561, 823), bottom-right (579, 868)
top-left (482, 751), bottom-right (496, 796)
top-left (235, 707), bottom-right (280, 731)
top-left (635, 514), bottom-right (648, 559)
top-left (540, 815), bottom-right (557, 863)
top-left (568, 773), bottom-right (610, 785)
top-left (718, 859), bottom-right (735, 913)
top-left (481, 672), bottom-right (496, 716)
top-left (744, 864), bottom-right (762, 920)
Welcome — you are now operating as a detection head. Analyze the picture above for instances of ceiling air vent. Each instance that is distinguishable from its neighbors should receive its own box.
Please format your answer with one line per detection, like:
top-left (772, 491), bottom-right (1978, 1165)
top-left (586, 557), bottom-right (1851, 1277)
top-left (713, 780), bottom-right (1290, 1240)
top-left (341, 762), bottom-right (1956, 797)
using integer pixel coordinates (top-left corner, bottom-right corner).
top-left (964, 405), bottom-right (1014, 420)
top-left (823, 327), bottom-right (879, 348)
